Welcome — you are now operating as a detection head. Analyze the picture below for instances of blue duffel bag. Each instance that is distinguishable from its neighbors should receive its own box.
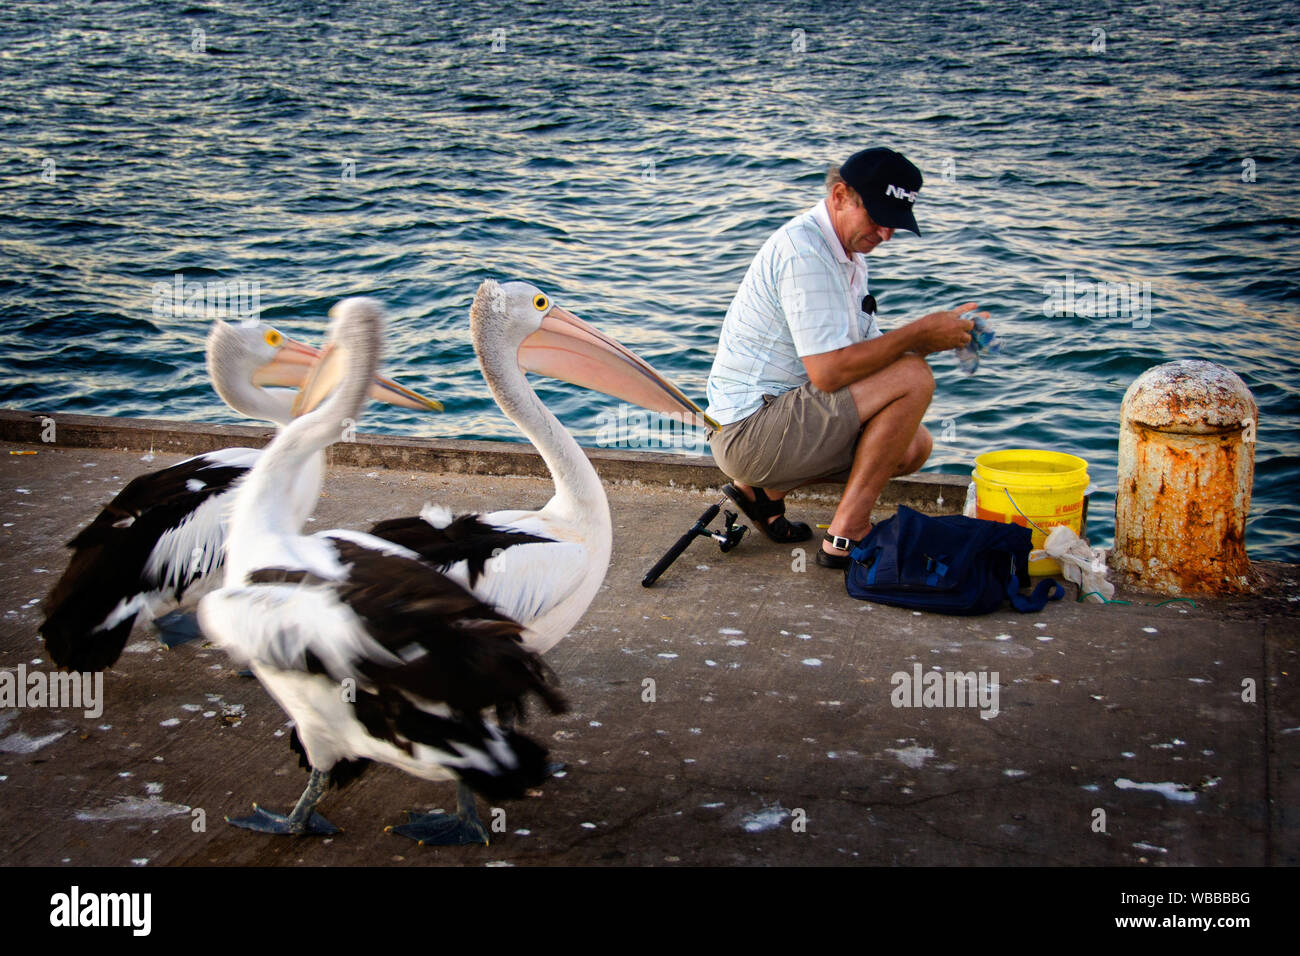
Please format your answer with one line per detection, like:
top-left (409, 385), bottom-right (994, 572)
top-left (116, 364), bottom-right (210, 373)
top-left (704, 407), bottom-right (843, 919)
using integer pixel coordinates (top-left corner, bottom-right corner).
top-left (845, 505), bottom-right (1064, 615)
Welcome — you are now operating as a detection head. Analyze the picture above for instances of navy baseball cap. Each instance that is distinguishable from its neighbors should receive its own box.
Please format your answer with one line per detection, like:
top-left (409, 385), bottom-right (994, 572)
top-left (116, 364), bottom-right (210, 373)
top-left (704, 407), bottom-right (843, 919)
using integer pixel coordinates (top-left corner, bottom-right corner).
top-left (840, 148), bottom-right (923, 236)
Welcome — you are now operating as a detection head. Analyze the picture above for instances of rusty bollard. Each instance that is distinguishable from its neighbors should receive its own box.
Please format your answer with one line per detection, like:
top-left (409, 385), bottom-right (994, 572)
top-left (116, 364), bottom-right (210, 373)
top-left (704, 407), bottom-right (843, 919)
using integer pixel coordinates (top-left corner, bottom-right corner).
top-left (1113, 360), bottom-right (1257, 594)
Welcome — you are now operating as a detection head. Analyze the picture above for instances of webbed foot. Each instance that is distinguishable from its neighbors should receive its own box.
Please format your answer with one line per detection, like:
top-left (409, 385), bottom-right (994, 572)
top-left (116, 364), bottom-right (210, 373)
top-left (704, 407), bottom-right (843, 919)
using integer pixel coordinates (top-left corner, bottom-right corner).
top-left (226, 803), bottom-right (339, 836)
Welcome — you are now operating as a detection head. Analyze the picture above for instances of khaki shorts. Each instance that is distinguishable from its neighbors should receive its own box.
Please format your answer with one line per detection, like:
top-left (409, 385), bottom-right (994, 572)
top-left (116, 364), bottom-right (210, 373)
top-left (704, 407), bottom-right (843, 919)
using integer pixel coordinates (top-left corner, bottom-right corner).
top-left (709, 382), bottom-right (862, 493)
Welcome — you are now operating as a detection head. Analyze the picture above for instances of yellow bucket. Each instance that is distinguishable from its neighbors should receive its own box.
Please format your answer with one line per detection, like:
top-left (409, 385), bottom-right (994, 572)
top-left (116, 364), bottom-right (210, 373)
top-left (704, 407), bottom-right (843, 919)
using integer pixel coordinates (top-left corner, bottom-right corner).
top-left (972, 449), bottom-right (1090, 576)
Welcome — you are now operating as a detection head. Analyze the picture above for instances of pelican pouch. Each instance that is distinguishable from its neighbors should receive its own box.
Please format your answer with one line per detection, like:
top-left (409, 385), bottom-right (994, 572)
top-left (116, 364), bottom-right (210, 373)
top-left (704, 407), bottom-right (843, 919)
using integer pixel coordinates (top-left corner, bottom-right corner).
top-left (845, 505), bottom-right (1064, 615)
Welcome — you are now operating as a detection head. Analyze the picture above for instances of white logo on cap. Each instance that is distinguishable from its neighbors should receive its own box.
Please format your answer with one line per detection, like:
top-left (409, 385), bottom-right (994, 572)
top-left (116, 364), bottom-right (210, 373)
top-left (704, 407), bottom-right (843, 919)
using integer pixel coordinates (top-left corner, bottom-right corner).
top-left (885, 184), bottom-right (918, 203)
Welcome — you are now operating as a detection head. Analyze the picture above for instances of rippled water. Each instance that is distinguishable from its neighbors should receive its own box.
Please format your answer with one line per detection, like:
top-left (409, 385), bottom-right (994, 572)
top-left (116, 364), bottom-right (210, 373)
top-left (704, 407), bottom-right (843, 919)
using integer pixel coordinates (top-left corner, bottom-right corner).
top-left (1, 0), bottom-right (1297, 560)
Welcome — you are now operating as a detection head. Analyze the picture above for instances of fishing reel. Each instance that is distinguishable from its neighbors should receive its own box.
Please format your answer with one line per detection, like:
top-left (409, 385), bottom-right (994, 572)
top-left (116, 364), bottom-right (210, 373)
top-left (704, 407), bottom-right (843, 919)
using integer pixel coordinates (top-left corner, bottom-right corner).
top-left (642, 499), bottom-right (747, 587)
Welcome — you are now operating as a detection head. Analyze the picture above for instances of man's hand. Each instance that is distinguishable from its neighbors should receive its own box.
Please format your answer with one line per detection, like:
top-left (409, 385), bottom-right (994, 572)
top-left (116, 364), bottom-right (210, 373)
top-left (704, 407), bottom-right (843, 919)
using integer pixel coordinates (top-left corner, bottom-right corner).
top-left (801, 302), bottom-right (990, 393)
top-left (906, 302), bottom-right (984, 356)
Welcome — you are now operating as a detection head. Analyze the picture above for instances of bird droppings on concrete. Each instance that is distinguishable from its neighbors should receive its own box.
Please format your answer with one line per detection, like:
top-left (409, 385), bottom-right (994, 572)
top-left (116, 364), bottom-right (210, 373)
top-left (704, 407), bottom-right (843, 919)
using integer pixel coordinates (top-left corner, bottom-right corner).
top-left (1132, 841), bottom-right (1168, 854)
top-left (740, 805), bottom-right (789, 832)
top-left (75, 795), bottom-right (191, 821)
top-left (1115, 779), bottom-right (1197, 803)
top-left (885, 744), bottom-right (935, 769)
top-left (0, 725), bottom-right (66, 754)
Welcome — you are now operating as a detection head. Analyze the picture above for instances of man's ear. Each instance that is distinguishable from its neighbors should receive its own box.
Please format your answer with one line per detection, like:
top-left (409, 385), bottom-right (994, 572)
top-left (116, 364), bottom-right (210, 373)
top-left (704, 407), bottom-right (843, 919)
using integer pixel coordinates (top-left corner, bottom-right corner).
top-left (829, 181), bottom-right (859, 211)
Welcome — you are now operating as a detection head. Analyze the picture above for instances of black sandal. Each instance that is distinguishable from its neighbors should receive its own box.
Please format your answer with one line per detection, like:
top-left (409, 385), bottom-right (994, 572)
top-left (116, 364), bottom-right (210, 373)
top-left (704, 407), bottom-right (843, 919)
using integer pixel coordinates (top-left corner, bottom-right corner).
top-left (722, 483), bottom-right (812, 543)
top-left (816, 532), bottom-right (859, 570)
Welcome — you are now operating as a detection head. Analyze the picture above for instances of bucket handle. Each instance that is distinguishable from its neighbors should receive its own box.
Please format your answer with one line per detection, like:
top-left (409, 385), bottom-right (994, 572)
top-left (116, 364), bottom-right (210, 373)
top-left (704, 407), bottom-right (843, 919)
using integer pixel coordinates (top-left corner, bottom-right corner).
top-left (1003, 487), bottom-right (1049, 536)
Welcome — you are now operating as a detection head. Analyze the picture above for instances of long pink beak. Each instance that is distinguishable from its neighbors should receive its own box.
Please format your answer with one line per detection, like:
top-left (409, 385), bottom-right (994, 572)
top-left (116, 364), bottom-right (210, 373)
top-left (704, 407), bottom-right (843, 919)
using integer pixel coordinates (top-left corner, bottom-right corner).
top-left (253, 335), bottom-right (442, 411)
top-left (518, 306), bottom-right (718, 431)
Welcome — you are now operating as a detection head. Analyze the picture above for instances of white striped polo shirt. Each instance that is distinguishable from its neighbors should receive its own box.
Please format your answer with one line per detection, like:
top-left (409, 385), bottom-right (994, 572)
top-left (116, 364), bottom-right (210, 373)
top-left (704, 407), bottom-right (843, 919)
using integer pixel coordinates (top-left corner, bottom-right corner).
top-left (705, 198), bottom-right (880, 426)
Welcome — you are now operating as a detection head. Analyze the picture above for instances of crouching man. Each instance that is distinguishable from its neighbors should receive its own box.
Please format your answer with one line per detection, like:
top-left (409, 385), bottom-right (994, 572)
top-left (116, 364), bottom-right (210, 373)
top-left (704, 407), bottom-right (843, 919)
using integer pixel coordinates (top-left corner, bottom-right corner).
top-left (706, 147), bottom-right (982, 568)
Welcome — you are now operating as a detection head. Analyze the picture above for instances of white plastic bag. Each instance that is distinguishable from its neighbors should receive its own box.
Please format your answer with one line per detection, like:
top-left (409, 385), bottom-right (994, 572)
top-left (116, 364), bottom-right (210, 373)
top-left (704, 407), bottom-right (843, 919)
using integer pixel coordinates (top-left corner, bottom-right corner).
top-left (1029, 525), bottom-right (1113, 602)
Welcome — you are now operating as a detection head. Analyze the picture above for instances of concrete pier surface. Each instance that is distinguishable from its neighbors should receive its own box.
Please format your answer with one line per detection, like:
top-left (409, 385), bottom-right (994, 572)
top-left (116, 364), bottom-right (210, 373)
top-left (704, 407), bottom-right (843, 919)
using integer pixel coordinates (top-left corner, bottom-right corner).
top-left (0, 412), bottom-right (1296, 867)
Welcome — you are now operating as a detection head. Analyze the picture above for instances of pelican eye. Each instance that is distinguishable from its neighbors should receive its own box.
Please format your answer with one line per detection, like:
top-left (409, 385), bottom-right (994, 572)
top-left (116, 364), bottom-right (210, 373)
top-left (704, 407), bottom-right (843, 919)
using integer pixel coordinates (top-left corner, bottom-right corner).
top-left (532, 294), bottom-right (549, 311)
top-left (264, 329), bottom-right (283, 348)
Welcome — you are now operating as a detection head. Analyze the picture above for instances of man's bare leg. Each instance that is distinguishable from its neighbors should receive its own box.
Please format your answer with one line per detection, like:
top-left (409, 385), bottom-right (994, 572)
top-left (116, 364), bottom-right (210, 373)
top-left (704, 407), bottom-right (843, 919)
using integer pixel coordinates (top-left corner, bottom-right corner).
top-left (823, 355), bottom-right (934, 557)
top-left (731, 355), bottom-right (934, 541)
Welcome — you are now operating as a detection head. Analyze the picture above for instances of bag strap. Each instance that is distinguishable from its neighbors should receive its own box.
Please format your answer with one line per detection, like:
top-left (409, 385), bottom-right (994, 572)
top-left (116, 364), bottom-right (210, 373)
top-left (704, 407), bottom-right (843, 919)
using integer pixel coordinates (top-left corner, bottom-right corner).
top-left (866, 555), bottom-right (879, 586)
top-left (1006, 568), bottom-right (1065, 613)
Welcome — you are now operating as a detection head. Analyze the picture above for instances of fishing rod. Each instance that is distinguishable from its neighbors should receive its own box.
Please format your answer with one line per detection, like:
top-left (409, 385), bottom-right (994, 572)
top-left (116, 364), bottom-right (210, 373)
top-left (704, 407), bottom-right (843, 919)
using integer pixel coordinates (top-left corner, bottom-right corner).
top-left (642, 498), bottom-right (747, 587)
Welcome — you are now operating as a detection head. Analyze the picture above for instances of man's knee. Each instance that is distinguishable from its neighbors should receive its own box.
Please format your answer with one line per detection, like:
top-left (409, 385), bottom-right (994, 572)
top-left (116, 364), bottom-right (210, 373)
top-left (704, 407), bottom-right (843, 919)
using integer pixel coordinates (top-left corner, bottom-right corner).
top-left (898, 353), bottom-right (936, 404)
top-left (847, 353), bottom-right (936, 423)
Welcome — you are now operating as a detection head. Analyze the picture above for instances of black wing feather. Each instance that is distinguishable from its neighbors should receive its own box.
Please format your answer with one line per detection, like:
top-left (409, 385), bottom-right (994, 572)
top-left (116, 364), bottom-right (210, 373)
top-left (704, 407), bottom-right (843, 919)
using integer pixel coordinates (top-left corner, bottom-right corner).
top-left (367, 513), bottom-right (555, 587)
top-left (252, 540), bottom-right (566, 800)
top-left (254, 540), bottom-right (566, 716)
top-left (41, 453), bottom-right (250, 671)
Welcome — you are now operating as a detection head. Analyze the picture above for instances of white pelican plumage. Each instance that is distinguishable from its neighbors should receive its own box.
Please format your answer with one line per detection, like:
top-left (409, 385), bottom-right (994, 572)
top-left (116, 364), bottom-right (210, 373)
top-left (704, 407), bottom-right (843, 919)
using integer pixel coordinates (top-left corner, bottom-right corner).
top-left (369, 279), bottom-right (718, 655)
top-left (40, 318), bottom-right (439, 672)
top-left (199, 298), bottom-right (564, 842)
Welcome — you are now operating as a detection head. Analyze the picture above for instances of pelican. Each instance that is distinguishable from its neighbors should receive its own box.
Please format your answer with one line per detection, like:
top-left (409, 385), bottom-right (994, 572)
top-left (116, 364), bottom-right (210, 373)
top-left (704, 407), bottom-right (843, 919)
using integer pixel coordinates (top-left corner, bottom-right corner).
top-left (369, 279), bottom-right (719, 655)
top-left (40, 318), bottom-right (440, 672)
top-left (198, 298), bottom-right (563, 841)
top-left (354, 280), bottom-right (716, 843)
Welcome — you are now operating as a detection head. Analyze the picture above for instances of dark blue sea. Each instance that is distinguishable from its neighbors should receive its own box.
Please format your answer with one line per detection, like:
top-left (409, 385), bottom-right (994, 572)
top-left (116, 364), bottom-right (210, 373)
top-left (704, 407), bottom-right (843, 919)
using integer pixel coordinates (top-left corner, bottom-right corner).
top-left (1, 0), bottom-right (1296, 561)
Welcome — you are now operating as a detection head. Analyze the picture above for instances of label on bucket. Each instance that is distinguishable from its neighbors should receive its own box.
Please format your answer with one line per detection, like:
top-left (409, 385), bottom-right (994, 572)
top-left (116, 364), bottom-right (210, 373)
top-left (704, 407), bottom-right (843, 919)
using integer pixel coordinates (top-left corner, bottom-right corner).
top-left (977, 506), bottom-right (1026, 526)
top-left (976, 508), bottom-right (1079, 537)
